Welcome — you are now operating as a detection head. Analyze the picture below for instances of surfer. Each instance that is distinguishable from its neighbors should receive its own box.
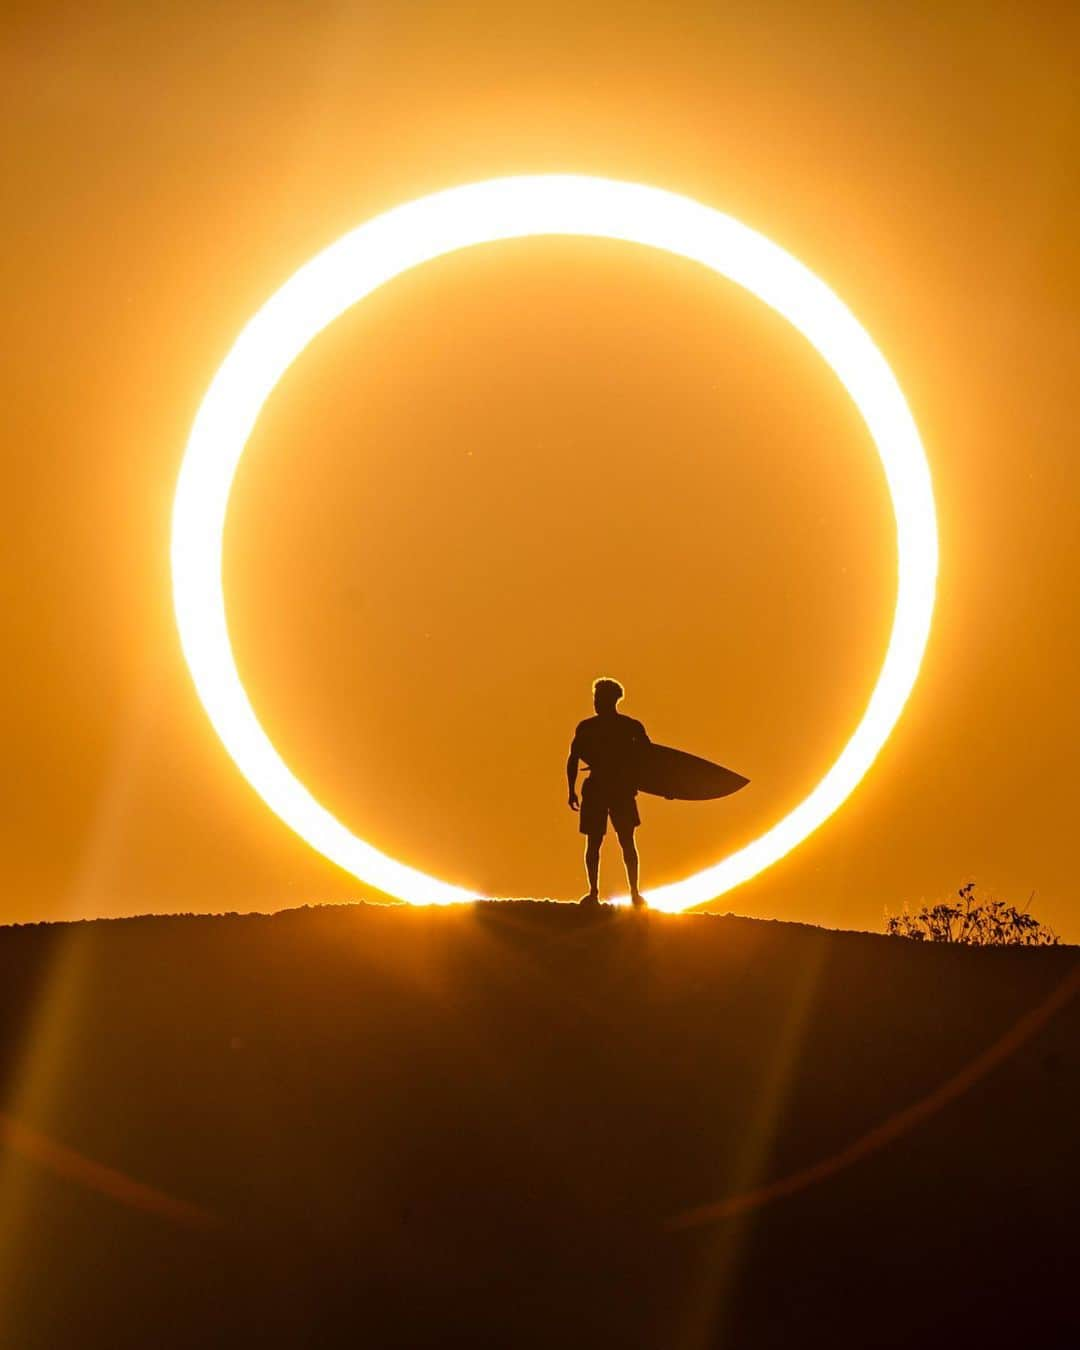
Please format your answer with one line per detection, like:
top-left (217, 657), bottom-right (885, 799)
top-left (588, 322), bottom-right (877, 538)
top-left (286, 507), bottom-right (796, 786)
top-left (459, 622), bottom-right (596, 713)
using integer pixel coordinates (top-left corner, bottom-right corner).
top-left (566, 678), bottom-right (648, 908)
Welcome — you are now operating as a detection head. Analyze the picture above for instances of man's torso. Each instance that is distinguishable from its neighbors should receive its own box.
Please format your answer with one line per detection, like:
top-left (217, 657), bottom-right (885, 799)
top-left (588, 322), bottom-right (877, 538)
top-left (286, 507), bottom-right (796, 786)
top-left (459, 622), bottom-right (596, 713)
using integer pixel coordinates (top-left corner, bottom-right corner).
top-left (572, 714), bottom-right (647, 794)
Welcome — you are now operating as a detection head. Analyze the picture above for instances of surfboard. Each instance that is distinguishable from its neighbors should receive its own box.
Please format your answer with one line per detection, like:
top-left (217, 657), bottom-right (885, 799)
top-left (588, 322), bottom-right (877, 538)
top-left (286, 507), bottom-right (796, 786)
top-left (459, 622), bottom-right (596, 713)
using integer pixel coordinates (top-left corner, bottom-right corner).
top-left (634, 743), bottom-right (749, 801)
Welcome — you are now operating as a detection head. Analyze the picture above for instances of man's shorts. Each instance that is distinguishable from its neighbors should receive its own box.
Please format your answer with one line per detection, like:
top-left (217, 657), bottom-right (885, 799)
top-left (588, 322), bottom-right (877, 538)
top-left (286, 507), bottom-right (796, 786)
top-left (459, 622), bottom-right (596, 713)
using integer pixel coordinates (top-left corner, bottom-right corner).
top-left (579, 776), bottom-right (640, 838)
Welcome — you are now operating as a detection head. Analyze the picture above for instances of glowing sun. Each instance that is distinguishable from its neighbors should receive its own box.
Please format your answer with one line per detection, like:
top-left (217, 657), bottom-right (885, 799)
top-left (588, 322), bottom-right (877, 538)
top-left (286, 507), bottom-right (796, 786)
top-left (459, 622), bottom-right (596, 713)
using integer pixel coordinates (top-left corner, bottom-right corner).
top-left (171, 175), bottom-right (938, 912)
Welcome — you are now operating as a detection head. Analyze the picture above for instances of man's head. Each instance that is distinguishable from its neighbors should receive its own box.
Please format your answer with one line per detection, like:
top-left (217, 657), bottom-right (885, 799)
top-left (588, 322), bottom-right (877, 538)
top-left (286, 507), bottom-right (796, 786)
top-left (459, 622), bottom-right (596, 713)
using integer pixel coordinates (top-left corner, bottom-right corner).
top-left (592, 677), bottom-right (624, 715)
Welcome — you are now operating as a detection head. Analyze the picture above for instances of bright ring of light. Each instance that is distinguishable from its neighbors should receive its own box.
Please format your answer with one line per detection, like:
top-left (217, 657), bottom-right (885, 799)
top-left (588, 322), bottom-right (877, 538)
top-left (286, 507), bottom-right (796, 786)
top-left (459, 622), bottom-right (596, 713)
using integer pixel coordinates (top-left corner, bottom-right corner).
top-left (172, 175), bottom-right (937, 912)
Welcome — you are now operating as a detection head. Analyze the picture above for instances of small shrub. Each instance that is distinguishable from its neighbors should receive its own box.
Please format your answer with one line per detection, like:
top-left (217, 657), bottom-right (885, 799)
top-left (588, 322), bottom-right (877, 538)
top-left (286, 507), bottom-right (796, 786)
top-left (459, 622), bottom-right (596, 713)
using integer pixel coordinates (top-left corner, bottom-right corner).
top-left (885, 882), bottom-right (1059, 947)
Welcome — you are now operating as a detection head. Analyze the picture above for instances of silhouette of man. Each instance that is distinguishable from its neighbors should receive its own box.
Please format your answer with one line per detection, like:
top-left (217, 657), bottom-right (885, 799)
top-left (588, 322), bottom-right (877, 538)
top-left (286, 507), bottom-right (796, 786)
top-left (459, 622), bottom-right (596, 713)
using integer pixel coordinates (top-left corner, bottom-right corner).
top-left (567, 677), bottom-right (648, 908)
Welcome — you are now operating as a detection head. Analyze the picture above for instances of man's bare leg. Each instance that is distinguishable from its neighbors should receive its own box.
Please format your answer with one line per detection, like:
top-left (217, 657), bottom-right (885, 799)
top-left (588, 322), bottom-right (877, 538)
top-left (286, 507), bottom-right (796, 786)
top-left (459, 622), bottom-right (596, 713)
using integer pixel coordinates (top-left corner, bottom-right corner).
top-left (618, 827), bottom-right (646, 907)
top-left (581, 834), bottom-right (602, 904)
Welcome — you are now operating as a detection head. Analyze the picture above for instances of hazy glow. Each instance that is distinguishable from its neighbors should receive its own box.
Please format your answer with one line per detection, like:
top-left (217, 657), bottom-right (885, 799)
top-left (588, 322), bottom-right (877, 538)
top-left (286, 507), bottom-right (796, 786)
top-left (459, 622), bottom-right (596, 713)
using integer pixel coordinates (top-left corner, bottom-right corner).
top-left (171, 175), bottom-right (938, 912)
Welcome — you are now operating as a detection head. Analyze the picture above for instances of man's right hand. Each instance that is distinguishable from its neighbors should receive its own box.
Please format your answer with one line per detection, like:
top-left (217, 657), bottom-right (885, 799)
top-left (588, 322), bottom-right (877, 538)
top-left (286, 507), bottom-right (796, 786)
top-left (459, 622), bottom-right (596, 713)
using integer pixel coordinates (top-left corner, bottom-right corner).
top-left (568, 791), bottom-right (579, 812)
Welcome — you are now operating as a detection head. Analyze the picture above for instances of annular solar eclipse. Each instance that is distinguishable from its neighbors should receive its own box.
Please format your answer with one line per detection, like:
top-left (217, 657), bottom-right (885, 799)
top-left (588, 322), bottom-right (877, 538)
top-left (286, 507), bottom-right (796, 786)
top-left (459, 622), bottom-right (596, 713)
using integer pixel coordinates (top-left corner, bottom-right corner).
top-left (171, 175), bottom-right (938, 911)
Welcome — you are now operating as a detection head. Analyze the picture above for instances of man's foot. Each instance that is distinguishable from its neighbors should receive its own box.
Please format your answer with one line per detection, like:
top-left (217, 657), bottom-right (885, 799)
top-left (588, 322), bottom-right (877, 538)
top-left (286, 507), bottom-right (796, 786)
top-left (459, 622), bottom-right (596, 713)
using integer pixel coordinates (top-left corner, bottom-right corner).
top-left (579, 892), bottom-right (600, 907)
top-left (630, 892), bottom-right (647, 909)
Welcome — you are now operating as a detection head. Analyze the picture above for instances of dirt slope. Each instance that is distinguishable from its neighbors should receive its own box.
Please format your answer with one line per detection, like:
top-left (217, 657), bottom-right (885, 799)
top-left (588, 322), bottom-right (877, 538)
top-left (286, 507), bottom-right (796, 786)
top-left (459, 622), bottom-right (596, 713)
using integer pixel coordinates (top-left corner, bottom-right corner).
top-left (0, 902), bottom-right (1076, 1348)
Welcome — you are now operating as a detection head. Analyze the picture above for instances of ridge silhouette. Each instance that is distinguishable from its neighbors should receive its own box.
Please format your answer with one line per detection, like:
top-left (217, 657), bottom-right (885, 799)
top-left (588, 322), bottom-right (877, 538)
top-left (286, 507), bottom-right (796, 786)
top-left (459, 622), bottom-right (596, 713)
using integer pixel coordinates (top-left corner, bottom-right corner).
top-left (0, 903), bottom-right (1076, 1348)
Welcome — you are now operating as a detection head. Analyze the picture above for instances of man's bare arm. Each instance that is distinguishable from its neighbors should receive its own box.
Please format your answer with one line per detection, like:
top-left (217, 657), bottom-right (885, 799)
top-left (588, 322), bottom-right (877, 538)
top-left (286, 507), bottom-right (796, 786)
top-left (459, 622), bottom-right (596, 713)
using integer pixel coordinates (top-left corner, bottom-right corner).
top-left (566, 745), bottom-right (580, 810)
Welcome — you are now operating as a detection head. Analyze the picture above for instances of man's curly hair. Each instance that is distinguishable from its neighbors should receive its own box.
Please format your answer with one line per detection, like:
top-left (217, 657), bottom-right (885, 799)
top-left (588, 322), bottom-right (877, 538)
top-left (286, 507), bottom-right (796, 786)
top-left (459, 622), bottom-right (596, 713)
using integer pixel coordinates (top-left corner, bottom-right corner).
top-left (592, 677), bottom-right (624, 710)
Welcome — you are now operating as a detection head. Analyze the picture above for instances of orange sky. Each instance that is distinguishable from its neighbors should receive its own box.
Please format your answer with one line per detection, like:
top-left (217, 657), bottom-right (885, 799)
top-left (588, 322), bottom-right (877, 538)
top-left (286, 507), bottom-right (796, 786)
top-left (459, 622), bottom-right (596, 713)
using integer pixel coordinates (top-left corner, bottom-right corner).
top-left (2, 2), bottom-right (1078, 936)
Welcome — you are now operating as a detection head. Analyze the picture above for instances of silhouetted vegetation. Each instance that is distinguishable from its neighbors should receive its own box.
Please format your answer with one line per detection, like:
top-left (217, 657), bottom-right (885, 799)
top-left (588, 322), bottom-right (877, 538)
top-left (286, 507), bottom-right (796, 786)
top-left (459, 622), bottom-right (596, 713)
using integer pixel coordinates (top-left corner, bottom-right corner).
top-left (886, 882), bottom-right (1060, 946)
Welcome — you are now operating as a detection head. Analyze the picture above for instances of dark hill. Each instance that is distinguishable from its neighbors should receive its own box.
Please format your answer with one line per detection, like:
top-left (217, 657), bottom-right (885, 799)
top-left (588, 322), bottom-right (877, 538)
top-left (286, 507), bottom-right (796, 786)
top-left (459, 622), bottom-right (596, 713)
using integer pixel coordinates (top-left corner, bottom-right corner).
top-left (0, 902), bottom-right (1077, 1348)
